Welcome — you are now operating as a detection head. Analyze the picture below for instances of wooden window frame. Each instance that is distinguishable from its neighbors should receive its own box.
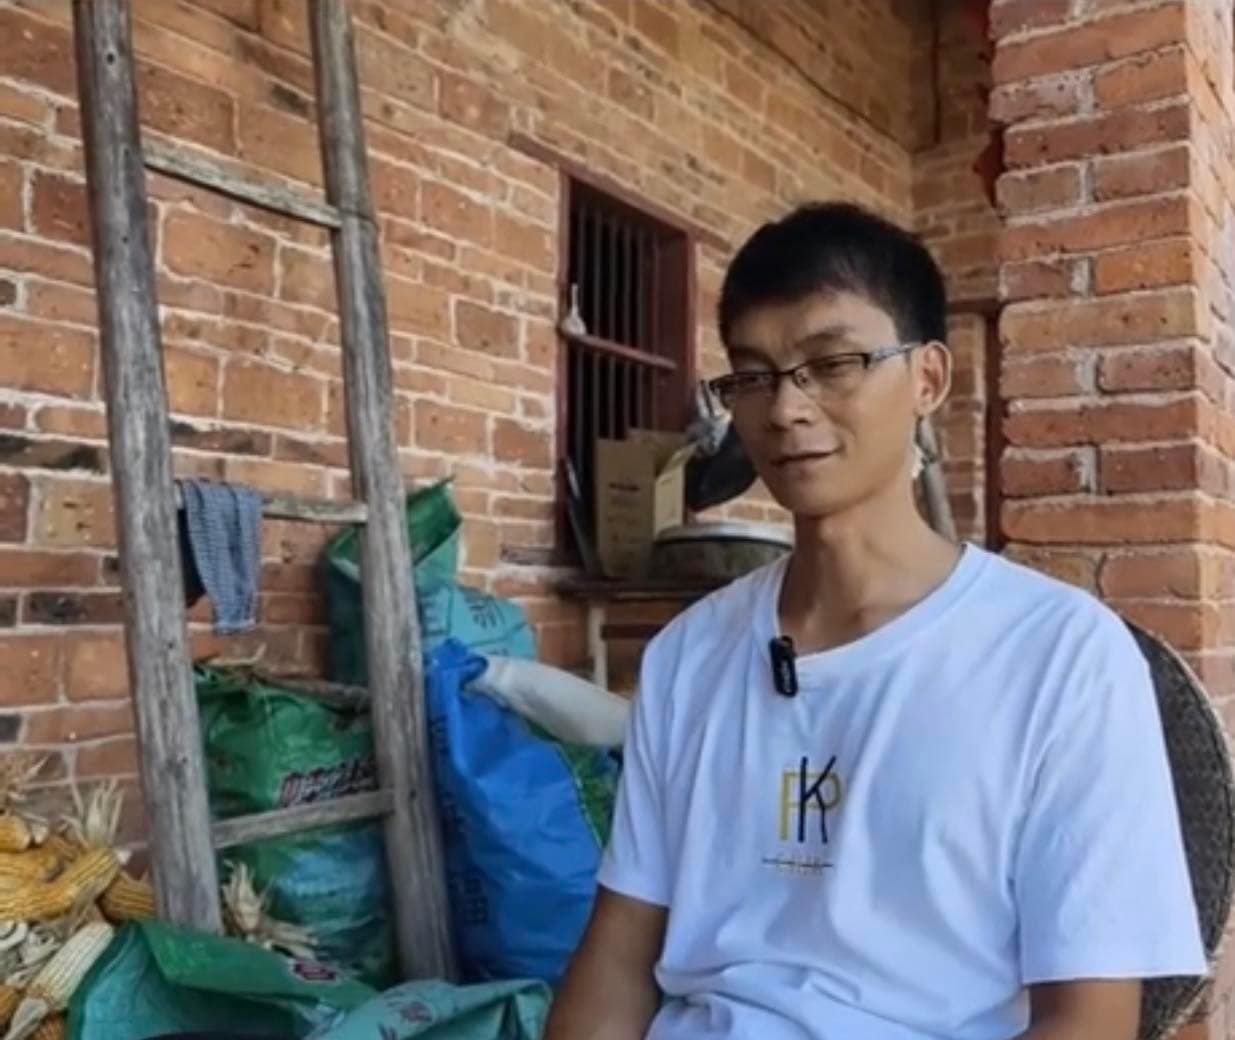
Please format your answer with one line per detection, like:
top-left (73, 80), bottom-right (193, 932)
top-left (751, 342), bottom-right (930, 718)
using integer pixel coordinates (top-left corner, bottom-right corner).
top-left (508, 134), bottom-right (715, 566)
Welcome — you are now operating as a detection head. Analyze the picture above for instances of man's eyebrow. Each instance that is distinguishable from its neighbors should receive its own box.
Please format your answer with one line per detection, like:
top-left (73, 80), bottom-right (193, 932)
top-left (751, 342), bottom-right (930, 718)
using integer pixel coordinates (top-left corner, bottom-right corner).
top-left (726, 345), bottom-right (775, 366)
top-left (726, 324), bottom-right (858, 365)
top-left (794, 324), bottom-right (856, 350)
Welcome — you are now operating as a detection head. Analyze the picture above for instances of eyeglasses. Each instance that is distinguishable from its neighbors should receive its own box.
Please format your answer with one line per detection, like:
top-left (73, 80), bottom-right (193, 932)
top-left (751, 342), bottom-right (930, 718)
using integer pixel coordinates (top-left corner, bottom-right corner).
top-left (707, 342), bottom-right (920, 411)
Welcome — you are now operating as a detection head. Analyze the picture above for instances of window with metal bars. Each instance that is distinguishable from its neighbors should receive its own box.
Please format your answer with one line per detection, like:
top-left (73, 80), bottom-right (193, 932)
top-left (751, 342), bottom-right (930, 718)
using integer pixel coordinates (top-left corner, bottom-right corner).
top-left (558, 178), bottom-right (694, 560)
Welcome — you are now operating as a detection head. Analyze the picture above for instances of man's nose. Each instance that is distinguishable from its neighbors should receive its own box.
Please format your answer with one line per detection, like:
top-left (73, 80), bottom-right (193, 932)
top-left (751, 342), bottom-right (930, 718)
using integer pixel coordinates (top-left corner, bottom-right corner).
top-left (766, 371), bottom-right (818, 429)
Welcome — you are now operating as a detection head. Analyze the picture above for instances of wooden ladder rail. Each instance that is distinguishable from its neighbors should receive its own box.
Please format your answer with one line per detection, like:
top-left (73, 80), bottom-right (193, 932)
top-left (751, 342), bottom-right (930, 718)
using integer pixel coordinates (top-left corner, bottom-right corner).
top-left (71, 0), bottom-right (455, 979)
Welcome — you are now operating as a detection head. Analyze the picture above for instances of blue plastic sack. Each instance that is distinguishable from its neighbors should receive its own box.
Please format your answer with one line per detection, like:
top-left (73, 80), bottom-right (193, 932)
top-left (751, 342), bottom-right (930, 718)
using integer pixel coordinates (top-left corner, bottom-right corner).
top-left (426, 640), bottom-right (619, 987)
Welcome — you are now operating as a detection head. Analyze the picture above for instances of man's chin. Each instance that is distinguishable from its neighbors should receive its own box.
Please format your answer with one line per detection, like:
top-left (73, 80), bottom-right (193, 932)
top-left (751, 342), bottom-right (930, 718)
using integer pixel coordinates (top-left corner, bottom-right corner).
top-left (763, 480), bottom-right (854, 521)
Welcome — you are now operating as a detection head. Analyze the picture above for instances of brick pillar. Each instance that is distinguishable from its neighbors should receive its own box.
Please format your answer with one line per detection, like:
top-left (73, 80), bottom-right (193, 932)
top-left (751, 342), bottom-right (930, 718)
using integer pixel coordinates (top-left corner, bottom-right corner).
top-left (992, 0), bottom-right (1235, 1033)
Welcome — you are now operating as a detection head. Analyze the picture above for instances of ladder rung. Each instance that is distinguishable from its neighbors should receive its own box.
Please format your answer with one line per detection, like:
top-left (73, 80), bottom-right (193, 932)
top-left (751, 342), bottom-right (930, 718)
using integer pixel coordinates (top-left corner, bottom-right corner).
top-left (252, 673), bottom-right (369, 711)
top-left (174, 485), bottom-right (367, 524)
top-left (256, 493), bottom-right (368, 524)
top-left (143, 138), bottom-right (342, 229)
top-left (211, 789), bottom-right (395, 850)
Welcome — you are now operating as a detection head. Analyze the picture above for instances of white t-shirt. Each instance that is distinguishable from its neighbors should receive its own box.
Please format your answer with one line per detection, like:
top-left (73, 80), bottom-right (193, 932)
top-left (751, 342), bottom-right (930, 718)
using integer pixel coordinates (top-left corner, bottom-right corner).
top-left (597, 543), bottom-right (1206, 1040)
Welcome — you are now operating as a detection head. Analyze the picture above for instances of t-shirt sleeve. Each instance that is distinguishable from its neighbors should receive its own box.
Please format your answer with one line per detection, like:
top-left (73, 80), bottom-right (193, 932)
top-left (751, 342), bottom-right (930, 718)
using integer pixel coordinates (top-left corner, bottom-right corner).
top-left (1015, 614), bottom-right (1207, 984)
top-left (596, 641), bottom-right (672, 908)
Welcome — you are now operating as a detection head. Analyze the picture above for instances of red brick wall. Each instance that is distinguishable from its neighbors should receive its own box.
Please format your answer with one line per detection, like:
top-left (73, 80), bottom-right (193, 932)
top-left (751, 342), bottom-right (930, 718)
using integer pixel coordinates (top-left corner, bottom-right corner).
top-left (991, 0), bottom-right (1218, 663)
top-left (913, 0), bottom-right (1000, 546)
top-left (1178, 5), bottom-right (1235, 1031)
top-left (0, 0), bottom-right (927, 810)
top-left (991, 1), bottom-right (1233, 1035)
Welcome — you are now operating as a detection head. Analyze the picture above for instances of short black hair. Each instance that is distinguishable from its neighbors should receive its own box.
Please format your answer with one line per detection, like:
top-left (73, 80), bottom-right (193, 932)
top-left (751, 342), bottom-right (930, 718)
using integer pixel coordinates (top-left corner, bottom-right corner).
top-left (718, 201), bottom-right (948, 348)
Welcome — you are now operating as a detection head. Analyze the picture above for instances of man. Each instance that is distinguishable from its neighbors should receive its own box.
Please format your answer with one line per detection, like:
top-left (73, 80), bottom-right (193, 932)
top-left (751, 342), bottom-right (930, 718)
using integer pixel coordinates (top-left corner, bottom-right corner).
top-left (544, 202), bottom-right (1206, 1040)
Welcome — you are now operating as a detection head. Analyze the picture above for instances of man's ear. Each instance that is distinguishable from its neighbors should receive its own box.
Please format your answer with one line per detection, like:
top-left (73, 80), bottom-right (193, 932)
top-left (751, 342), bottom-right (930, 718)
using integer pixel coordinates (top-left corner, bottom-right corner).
top-left (915, 340), bottom-right (952, 419)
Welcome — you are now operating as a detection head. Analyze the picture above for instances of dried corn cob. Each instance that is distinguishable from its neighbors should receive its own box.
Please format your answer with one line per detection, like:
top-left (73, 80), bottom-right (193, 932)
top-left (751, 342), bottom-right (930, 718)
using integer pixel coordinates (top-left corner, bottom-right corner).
top-left (4, 922), bottom-right (113, 1040)
top-left (0, 848), bottom-right (62, 884)
top-left (39, 837), bottom-right (75, 865)
top-left (0, 986), bottom-right (18, 1028)
top-left (0, 817), bottom-right (47, 856)
top-left (0, 758), bottom-right (45, 815)
top-left (28, 1017), bottom-right (61, 1040)
top-left (75, 902), bottom-right (105, 927)
top-left (98, 871), bottom-right (154, 923)
top-left (0, 848), bottom-right (124, 923)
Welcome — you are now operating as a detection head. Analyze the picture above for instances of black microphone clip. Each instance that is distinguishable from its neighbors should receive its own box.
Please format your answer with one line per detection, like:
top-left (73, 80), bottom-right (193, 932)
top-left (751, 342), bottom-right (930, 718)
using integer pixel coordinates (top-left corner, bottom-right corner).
top-left (769, 636), bottom-right (798, 698)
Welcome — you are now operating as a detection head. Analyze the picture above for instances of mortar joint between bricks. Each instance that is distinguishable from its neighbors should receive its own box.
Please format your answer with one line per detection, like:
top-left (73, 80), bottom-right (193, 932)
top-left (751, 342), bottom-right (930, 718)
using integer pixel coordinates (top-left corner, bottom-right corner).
top-left (1077, 71), bottom-right (1096, 118)
top-left (1077, 444), bottom-right (1098, 494)
top-left (1072, 257), bottom-right (1093, 296)
top-left (271, 241), bottom-right (286, 299)
top-left (1074, 351), bottom-right (1098, 393)
top-left (1078, 158), bottom-right (1094, 205)
top-left (1005, 393), bottom-right (1092, 414)
top-left (6, 275), bottom-right (27, 313)
top-left (18, 160), bottom-right (32, 231)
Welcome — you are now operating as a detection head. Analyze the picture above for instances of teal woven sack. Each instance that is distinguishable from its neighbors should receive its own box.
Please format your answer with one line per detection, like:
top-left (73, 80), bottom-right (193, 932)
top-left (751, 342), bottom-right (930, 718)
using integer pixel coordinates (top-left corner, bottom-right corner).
top-left (69, 920), bottom-right (374, 1040)
top-left (307, 977), bottom-right (549, 1040)
top-left (325, 479), bottom-right (463, 685)
top-left (324, 480), bottom-right (536, 683)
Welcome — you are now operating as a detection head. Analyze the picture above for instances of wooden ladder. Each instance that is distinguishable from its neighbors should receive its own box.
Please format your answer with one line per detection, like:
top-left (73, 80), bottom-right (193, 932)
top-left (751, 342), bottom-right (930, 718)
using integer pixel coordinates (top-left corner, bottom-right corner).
top-left (69, 0), bottom-right (455, 979)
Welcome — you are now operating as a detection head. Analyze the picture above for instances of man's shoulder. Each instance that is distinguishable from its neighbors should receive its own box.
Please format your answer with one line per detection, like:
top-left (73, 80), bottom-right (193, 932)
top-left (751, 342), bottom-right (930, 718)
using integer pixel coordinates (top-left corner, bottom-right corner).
top-left (642, 559), bottom-right (779, 667)
top-left (969, 546), bottom-right (1143, 666)
top-left (974, 546), bottom-right (1116, 620)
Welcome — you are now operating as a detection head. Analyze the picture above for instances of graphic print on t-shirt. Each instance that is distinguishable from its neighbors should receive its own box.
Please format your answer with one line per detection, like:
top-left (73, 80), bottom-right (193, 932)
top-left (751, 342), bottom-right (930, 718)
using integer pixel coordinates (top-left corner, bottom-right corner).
top-left (764, 754), bottom-right (844, 876)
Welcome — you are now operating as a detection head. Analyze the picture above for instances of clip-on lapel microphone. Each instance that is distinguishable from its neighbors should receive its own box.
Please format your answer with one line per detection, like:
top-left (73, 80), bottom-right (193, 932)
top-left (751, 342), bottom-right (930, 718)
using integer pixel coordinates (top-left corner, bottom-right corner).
top-left (769, 635), bottom-right (798, 697)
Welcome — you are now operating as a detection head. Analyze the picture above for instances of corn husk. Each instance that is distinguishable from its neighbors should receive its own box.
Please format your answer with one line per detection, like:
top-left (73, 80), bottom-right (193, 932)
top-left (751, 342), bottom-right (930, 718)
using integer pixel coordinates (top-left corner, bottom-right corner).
top-left (0, 758), bottom-right (45, 816)
top-left (221, 862), bottom-right (316, 961)
top-left (59, 781), bottom-right (121, 853)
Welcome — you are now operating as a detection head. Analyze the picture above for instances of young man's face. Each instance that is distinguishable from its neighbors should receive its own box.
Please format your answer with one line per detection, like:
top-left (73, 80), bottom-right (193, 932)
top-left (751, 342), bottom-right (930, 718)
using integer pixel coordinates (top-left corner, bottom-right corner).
top-left (722, 290), bottom-right (949, 520)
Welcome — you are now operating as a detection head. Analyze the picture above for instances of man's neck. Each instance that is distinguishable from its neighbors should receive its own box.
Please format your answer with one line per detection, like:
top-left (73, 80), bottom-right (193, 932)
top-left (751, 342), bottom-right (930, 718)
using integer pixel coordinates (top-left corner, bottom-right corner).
top-left (779, 485), bottom-right (962, 655)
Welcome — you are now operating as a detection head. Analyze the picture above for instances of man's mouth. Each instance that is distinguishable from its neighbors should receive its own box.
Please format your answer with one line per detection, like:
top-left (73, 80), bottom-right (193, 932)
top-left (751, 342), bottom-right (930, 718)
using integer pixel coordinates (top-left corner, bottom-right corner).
top-left (773, 450), bottom-right (838, 467)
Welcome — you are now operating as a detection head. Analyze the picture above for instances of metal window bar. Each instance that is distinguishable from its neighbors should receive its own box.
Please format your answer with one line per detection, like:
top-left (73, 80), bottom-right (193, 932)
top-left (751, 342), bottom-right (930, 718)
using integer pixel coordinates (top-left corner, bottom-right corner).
top-left (633, 226), bottom-right (643, 352)
top-left (621, 223), bottom-right (631, 347)
top-left (563, 186), bottom-right (690, 549)
top-left (590, 209), bottom-right (603, 338)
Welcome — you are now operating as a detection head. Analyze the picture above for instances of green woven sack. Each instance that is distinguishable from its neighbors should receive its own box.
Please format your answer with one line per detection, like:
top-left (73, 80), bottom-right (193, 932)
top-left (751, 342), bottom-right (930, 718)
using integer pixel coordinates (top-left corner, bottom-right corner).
top-left (197, 666), bottom-right (396, 988)
top-left (69, 920), bottom-right (374, 1040)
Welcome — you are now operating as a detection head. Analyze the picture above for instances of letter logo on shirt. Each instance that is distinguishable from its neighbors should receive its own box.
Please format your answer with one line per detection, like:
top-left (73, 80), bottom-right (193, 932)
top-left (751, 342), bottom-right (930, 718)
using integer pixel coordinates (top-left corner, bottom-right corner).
top-left (764, 755), bottom-right (844, 876)
top-left (779, 755), bottom-right (843, 844)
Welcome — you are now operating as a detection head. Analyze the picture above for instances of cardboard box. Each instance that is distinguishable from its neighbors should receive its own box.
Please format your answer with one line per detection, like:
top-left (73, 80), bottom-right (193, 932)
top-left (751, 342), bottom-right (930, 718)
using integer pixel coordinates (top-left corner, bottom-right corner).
top-left (594, 430), bottom-right (694, 579)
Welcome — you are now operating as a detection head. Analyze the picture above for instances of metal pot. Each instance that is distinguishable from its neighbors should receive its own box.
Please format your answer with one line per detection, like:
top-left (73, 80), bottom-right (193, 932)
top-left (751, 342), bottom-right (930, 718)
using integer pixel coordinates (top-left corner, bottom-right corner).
top-left (651, 521), bottom-right (792, 582)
